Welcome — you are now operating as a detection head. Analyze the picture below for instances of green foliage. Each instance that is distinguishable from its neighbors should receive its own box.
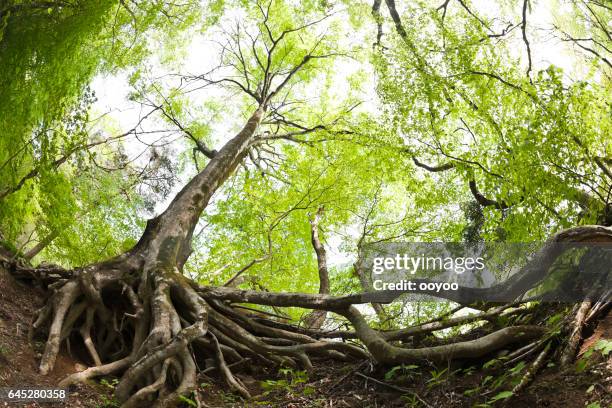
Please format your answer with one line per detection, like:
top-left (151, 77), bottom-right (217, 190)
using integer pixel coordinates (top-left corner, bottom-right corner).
top-left (261, 367), bottom-right (310, 395)
top-left (375, 0), bottom-right (611, 241)
top-left (95, 379), bottom-right (120, 408)
top-left (0, 0), bottom-right (199, 266)
top-left (100, 378), bottom-right (119, 389)
top-left (178, 394), bottom-right (198, 407)
top-left (488, 390), bottom-right (514, 403)
top-left (576, 339), bottom-right (612, 373)
top-left (472, 390), bottom-right (515, 407)
top-left (426, 367), bottom-right (449, 388)
top-left (593, 339), bottom-right (612, 356)
top-left (466, 358), bottom-right (527, 404)
top-left (95, 396), bottom-right (120, 408)
top-left (384, 364), bottom-right (419, 381)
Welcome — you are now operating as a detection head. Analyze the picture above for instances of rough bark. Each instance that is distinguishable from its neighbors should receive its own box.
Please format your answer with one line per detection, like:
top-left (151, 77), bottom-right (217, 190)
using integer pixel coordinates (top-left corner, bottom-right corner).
top-left (303, 206), bottom-right (330, 329)
top-left (560, 301), bottom-right (592, 366)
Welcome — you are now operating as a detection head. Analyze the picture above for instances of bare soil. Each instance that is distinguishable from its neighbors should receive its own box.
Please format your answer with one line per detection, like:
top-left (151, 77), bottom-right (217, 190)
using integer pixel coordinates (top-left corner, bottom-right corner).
top-left (0, 266), bottom-right (113, 407)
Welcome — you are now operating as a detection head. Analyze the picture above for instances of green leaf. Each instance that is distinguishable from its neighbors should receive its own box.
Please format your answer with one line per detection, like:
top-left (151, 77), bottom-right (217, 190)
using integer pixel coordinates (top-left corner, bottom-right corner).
top-left (178, 395), bottom-right (198, 407)
top-left (489, 391), bottom-right (513, 402)
top-left (385, 366), bottom-right (402, 380)
top-left (594, 340), bottom-right (612, 356)
top-left (303, 386), bottom-right (315, 396)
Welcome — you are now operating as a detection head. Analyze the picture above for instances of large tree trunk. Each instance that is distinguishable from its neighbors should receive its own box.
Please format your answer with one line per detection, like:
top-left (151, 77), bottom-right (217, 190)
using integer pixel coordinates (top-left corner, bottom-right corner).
top-left (129, 105), bottom-right (266, 270)
top-left (26, 105), bottom-right (268, 406)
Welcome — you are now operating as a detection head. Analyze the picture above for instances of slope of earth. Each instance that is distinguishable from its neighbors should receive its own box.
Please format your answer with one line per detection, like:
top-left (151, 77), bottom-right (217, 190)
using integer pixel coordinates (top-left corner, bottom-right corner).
top-left (0, 266), bottom-right (112, 407)
top-left (0, 264), bottom-right (610, 407)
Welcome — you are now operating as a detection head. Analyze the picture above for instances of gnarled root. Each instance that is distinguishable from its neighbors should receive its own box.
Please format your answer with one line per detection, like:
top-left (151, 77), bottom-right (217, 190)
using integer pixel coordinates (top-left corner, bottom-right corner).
top-left (30, 265), bottom-right (554, 407)
top-left (32, 266), bottom-right (365, 406)
top-left (560, 301), bottom-right (592, 366)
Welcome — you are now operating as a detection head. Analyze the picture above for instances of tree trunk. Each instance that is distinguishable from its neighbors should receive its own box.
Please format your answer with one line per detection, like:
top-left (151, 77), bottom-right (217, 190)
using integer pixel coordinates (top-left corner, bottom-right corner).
top-left (28, 105), bottom-right (268, 406)
top-left (303, 206), bottom-right (330, 329)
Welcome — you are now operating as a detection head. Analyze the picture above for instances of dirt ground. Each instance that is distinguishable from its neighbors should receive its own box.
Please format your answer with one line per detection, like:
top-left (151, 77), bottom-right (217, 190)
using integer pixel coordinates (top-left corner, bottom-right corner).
top-left (1, 267), bottom-right (610, 408)
top-left (0, 266), bottom-right (115, 407)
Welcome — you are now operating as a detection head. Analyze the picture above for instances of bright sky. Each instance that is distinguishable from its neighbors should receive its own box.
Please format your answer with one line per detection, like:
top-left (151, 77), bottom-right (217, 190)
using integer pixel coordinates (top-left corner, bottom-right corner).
top-left (92, 0), bottom-right (584, 146)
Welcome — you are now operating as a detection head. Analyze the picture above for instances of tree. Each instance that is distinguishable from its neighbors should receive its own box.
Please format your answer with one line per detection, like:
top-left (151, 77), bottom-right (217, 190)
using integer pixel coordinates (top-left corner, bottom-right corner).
top-left (1, 0), bottom-right (610, 407)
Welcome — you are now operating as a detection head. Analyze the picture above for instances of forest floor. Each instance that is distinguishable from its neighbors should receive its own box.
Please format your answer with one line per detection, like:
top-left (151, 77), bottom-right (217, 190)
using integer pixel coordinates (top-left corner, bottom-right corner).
top-left (0, 267), bottom-right (610, 408)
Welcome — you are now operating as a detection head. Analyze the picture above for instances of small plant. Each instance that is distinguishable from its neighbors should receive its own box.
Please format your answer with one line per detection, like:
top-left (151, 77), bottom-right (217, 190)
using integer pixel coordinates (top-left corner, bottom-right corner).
top-left (426, 367), bottom-right (448, 388)
top-left (576, 339), bottom-right (612, 372)
top-left (593, 339), bottom-right (612, 356)
top-left (488, 390), bottom-right (513, 403)
top-left (100, 378), bottom-right (119, 390)
top-left (482, 357), bottom-right (506, 369)
top-left (474, 390), bottom-right (514, 407)
top-left (462, 365), bottom-right (477, 375)
top-left (384, 364), bottom-right (419, 381)
top-left (260, 368), bottom-right (310, 396)
top-left (178, 394), bottom-right (198, 407)
top-left (466, 365), bottom-right (523, 406)
top-left (400, 394), bottom-right (420, 407)
top-left (220, 391), bottom-right (240, 404)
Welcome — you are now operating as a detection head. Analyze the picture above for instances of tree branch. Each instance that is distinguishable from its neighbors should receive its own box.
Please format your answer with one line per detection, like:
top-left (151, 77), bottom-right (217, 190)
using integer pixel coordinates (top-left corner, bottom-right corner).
top-left (412, 157), bottom-right (455, 172)
top-left (468, 179), bottom-right (510, 209)
top-left (521, 0), bottom-right (533, 81)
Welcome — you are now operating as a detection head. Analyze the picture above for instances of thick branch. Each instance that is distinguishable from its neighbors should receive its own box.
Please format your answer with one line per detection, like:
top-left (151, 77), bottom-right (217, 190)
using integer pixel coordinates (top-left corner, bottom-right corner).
top-left (310, 206), bottom-right (329, 295)
top-left (372, 0), bottom-right (384, 47)
top-left (157, 104), bottom-right (217, 159)
top-left (303, 206), bottom-right (330, 328)
top-left (24, 230), bottom-right (59, 260)
top-left (468, 179), bottom-right (510, 209)
top-left (412, 157), bottom-right (455, 172)
top-left (130, 106), bottom-right (265, 268)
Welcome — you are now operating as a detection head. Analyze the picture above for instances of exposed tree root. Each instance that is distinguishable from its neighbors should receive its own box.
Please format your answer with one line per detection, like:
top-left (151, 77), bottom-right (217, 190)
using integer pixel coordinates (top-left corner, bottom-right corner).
top-left (9, 220), bottom-right (609, 406)
top-left (561, 301), bottom-right (592, 366)
top-left (209, 332), bottom-right (251, 399)
top-left (0, 0), bottom-right (610, 397)
top-left (18, 259), bottom-right (552, 406)
top-left (512, 342), bottom-right (551, 395)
